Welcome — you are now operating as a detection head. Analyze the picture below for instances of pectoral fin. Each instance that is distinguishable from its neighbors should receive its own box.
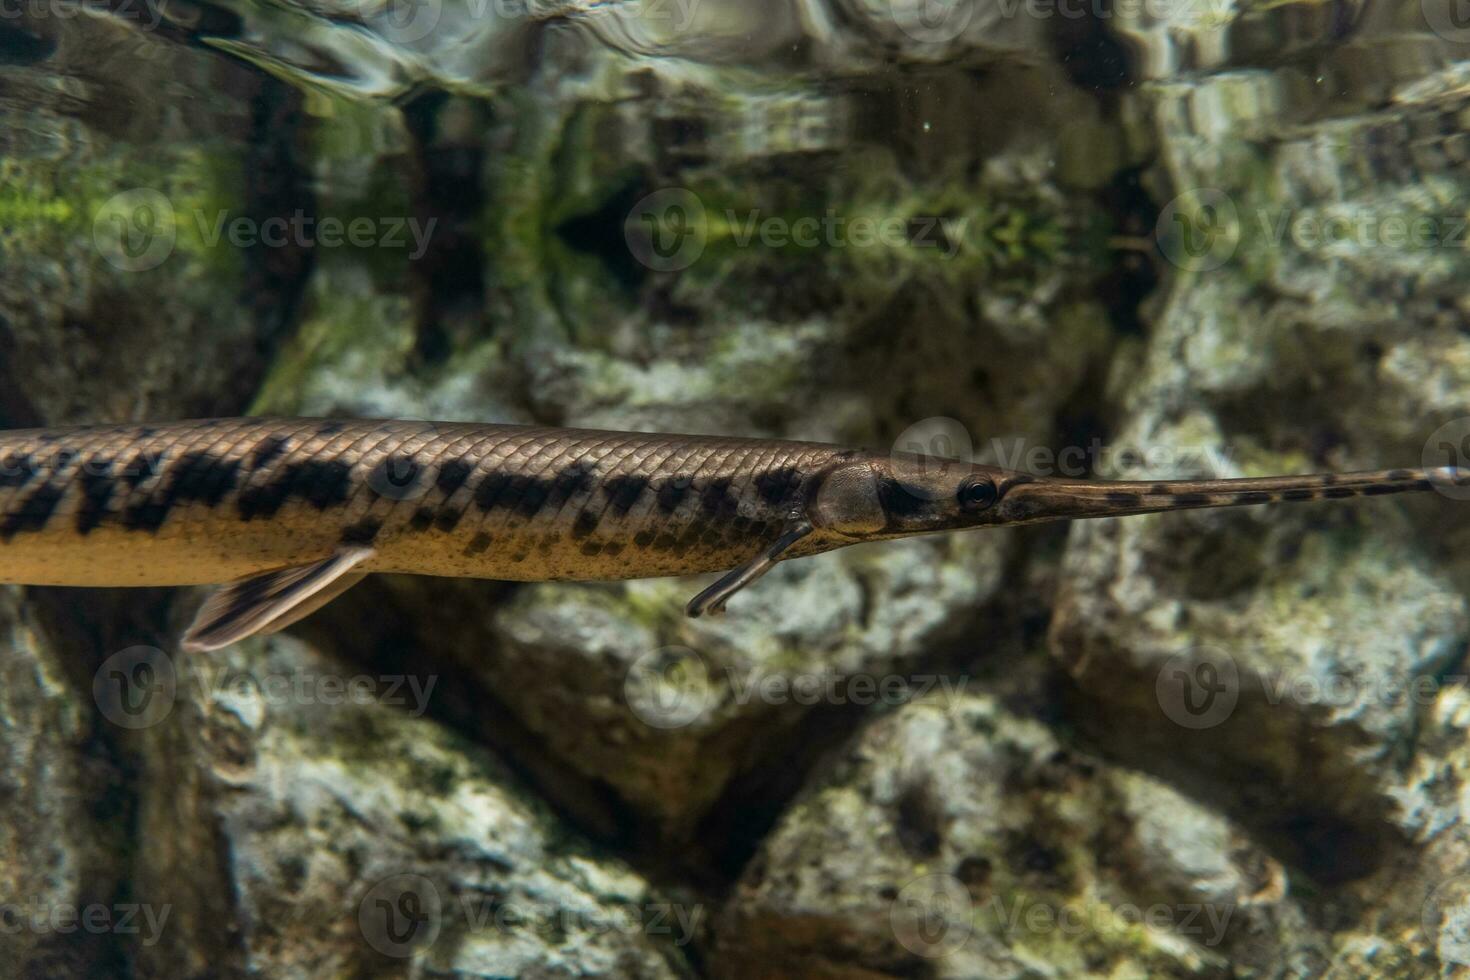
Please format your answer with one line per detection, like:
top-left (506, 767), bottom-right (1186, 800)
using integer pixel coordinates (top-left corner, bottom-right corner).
top-left (181, 546), bottom-right (376, 652)
top-left (686, 519), bottom-right (813, 618)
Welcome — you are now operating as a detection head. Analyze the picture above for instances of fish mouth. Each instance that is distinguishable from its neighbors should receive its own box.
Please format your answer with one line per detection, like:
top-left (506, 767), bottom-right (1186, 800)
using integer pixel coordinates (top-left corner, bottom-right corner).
top-left (991, 468), bottom-right (1448, 526)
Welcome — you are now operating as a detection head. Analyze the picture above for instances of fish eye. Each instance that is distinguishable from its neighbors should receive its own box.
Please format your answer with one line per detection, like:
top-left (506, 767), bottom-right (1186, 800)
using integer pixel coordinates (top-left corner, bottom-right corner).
top-left (958, 478), bottom-right (997, 510)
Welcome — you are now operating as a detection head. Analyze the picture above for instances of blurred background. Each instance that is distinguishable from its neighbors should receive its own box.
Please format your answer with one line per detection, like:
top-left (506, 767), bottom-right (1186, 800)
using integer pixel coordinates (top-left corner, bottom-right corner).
top-left (4, 0), bottom-right (1470, 975)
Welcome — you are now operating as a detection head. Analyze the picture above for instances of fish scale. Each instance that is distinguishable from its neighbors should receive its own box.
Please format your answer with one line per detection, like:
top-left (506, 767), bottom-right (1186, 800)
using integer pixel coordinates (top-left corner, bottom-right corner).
top-left (0, 417), bottom-right (846, 588)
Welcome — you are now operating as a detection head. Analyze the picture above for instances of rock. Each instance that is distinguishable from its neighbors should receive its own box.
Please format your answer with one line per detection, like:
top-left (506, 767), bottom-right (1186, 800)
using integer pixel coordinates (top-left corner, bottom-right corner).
top-left (0, 8), bottom-right (310, 426)
top-left (127, 631), bottom-right (696, 978)
top-left (715, 691), bottom-right (1325, 978)
top-left (0, 588), bottom-right (129, 977)
top-left (1053, 42), bottom-right (1470, 883)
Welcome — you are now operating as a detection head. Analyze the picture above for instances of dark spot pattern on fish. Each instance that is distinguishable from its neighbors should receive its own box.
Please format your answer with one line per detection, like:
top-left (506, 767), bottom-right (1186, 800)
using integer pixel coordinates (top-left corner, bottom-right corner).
top-left (604, 475), bottom-right (648, 514)
top-left (237, 459), bottom-right (352, 520)
top-left (1169, 493), bottom-right (1211, 507)
top-left (755, 466), bottom-right (799, 505)
top-left (658, 476), bottom-right (691, 513)
top-left (122, 452), bottom-right (159, 488)
top-left (877, 477), bottom-right (928, 519)
top-left (510, 474), bottom-right (553, 518)
top-left (124, 451), bottom-right (244, 532)
top-left (435, 458), bottom-right (474, 497)
top-left (170, 451), bottom-right (243, 508)
top-left (248, 434), bottom-right (291, 471)
top-left (0, 453), bottom-right (34, 489)
top-left (434, 506), bottom-right (466, 532)
top-left (699, 477), bottom-right (733, 515)
top-left (572, 509), bottom-right (600, 540)
top-left (548, 462), bottom-right (596, 509)
top-left (76, 457), bottom-right (117, 535)
top-left (341, 518), bottom-right (382, 546)
top-left (1, 481), bottom-right (64, 540)
top-left (473, 472), bottom-right (513, 512)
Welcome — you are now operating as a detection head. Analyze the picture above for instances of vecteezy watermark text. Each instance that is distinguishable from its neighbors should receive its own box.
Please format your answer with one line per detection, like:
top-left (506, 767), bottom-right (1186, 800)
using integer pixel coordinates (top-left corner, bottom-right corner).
top-left (1155, 645), bottom-right (1468, 730)
top-left (0, 900), bottom-right (170, 947)
top-left (891, 870), bottom-right (1237, 959)
top-left (624, 187), bottom-right (970, 272)
top-left (623, 645), bottom-right (968, 729)
top-left (0, 0), bottom-right (162, 29)
top-left (93, 190), bottom-right (437, 272)
top-left (1156, 188), bottom-right (1470, 272)
top-left (93, 646), bottom-right (438, 729)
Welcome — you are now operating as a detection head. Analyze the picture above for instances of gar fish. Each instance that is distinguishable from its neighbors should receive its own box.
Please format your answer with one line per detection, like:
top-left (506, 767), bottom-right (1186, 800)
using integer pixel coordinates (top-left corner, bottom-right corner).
top-left (0, 417), bottom-right (1453, 650)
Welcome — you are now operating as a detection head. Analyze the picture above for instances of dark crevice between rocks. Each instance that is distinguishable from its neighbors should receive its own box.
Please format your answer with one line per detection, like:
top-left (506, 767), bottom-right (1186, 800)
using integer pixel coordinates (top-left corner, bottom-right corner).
top-left (21, 586), bottom-right (177, 979)
top-left (0, 18), bottom-right (56, 66)
top-left (555, 178), bottom-right (652, 294)
top-left (1051, 672), bottom-right (1400, 888)
top-left (1090, 165), bottom-right (1160, 339)
top-left (224, 75), bottom-right (317, 415)
top-left (401, 91), bottom-right (489, 370)
top-left (0, 316), bottom-right (42, 429)
top-left (1050, 1), bottom-right (1134, 95)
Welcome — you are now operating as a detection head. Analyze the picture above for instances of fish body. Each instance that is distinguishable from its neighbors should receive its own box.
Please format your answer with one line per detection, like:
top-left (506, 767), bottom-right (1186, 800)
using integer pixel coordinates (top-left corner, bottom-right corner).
top-left (0, 417), bottom-right (848, 587)
top-left (0, 416), bottom-right (1453, 650)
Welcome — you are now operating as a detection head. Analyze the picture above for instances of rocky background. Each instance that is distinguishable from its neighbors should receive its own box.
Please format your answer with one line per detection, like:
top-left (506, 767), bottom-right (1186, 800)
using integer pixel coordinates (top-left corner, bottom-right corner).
top-left (4, 0), bottom-right (1470, 976)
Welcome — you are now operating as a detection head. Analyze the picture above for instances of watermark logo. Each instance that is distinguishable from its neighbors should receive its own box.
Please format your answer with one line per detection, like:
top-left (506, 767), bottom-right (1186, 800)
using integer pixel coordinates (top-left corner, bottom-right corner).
top-left (1423, 873), bottom-right (1470, 967)
top-left (376, 0), bottom-right (442, 42)
top-left (91, 648), bottom-right (438, 729)
top-left (891, 417), bottom-right (976, 500)
top-left (1155, 647), bottom-right (1239, 729)
top-left (1422, 0), bottom-right (1470, 44)
top-left (355, 874), bottom-right (703, 956)
top-left (1423, 418), bottom-right (1470, 501)
top-left (93, 645), bottom-right (177, 730)
top-left (365, 419), bottom-right (437, 501)
top-left (624, 645), bottom-right (716, 729)
top-left (359, 873), bottom-right (442, 958)
top-left (890, 0), bottom-right (975, 43)
top-left (625, 188), bottom-right (707, 273)
top-left (93, 189), bottom-right (176, 272)
top-left (891, 872), bottom-right (972, 957)
top-left (1155, 188), bottom-right (1239, 272)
